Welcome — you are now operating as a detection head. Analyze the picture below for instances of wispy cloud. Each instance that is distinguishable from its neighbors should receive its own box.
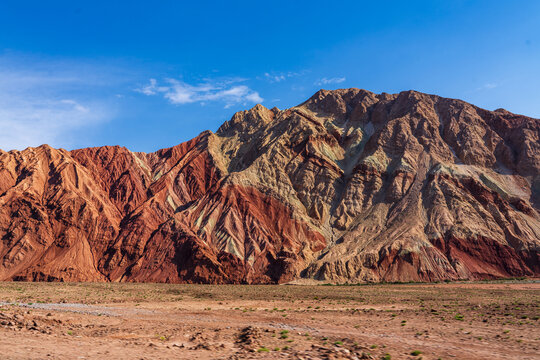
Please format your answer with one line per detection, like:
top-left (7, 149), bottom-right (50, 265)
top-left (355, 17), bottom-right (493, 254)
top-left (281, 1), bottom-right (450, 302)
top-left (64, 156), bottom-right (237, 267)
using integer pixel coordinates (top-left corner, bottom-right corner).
top-left (0, 98), bottom-right (108, 151)
top-left (0, 55), bottom-right (115, 150)
top-left (264, 73), bottom-right (286, 83)
top-left (476, 82), bottom-right (498, 91)
top-left (315, 77), bottom-right (346, 86)
top-left (262, 70), bottom-right (309, 83)
top-left (60, 99), bottom-right (90, 112)
top-left (137, 78), bottom-right (263, 108)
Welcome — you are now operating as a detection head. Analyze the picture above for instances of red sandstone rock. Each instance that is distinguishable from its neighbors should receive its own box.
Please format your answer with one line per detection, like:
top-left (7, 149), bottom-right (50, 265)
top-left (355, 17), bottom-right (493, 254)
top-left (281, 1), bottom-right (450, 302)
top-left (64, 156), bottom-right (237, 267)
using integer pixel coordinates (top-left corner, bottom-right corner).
top-left (0, 89), bottom-right (538, 283)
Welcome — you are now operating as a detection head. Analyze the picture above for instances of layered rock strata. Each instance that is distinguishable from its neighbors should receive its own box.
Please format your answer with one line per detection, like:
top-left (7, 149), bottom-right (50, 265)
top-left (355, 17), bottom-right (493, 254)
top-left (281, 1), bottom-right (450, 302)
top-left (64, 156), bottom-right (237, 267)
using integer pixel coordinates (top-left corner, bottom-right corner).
top-left (0, 89), bottom-right (538, 283)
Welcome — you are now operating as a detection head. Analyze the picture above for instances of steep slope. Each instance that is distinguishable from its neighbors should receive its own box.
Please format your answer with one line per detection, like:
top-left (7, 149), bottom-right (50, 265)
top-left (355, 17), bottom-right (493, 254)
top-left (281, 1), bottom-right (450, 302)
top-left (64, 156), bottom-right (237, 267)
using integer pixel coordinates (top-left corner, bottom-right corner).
top-left (0, 89), bottom-right (538, 283)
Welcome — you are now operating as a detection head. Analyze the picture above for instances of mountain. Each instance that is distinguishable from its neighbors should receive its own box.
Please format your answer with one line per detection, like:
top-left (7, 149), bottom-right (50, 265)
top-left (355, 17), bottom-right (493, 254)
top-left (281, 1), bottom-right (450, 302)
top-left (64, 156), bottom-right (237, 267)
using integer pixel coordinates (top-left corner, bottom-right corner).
top-left (0, 89), bottom-right (538, 283)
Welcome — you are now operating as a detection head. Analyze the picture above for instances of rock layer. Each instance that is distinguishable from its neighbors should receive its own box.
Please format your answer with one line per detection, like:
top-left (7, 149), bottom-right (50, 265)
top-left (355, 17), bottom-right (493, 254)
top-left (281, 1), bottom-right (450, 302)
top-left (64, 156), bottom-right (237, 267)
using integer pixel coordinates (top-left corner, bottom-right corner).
top-left (0, 89), bottom-right (538, 283)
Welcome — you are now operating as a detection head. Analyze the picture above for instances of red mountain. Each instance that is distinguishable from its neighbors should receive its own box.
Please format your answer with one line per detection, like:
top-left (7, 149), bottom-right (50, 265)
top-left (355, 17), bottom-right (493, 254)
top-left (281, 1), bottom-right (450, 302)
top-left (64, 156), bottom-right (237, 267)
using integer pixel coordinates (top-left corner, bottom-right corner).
top-left (1, 89), bottom-right (538, 283)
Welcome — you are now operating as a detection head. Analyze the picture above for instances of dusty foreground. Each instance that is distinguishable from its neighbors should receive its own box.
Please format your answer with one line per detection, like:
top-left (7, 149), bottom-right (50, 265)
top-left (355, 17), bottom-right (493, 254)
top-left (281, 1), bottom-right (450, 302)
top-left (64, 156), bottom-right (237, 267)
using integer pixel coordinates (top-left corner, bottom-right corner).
top-left (0, 281), bottom-right (538, 360)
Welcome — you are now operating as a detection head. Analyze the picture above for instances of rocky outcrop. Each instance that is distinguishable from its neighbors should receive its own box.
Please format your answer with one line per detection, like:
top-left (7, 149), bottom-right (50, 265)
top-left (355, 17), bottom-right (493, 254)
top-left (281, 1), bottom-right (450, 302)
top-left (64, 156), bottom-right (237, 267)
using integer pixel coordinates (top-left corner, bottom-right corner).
top-left (0, 89), bottom-right (538, 283)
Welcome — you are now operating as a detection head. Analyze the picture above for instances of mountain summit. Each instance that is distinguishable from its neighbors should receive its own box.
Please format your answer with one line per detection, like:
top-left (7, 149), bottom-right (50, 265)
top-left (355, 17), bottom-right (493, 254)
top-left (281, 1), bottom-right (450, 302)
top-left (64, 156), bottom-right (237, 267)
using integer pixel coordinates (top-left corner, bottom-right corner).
top-left (1, 88), bottom-right (538, 283)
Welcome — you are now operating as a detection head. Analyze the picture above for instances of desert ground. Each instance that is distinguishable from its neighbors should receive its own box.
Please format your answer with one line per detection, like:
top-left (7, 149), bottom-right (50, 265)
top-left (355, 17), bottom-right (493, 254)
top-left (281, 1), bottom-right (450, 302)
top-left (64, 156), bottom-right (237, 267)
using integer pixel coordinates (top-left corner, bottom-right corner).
top-left (0, 280), bottom-right (538, 360)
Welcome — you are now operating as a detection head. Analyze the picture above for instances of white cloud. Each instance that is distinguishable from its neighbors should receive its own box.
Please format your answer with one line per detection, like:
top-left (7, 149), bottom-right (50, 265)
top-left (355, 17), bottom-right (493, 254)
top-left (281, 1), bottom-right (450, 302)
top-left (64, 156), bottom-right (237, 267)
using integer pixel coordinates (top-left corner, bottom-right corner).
top-left (138, 78), bottom-right (263, 108)
top-left (139, 78), bottom-right (158, 95)
top-left (0, 56), bottom-right (114, 150)
top-left (476, 83), bottom-right (498, 91)
top-left (0, 98), bottom-right (108, 151)
top-left (315, 77), bottom-right (346, 86)
top-left (245, 91), bottom-right (264, 103)
top-left (60, 99), bottom-right (90, 113)
top-left (263, 70), bottom-right (309, 83)
top-left (264, 73), bottom-right (286, 82)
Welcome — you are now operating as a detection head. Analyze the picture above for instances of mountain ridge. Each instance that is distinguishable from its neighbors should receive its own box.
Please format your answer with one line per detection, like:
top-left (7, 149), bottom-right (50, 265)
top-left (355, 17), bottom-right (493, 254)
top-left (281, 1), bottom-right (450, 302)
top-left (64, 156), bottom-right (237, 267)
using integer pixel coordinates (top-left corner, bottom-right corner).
top-left (0, 88), bottom-right (538, 283)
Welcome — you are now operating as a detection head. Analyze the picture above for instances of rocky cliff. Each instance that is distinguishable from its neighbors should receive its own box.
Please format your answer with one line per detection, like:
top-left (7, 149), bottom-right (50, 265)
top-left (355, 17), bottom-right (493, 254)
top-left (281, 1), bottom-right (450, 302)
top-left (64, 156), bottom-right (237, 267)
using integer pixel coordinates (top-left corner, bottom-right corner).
top-left (1, 89), bottom-right (538, 283)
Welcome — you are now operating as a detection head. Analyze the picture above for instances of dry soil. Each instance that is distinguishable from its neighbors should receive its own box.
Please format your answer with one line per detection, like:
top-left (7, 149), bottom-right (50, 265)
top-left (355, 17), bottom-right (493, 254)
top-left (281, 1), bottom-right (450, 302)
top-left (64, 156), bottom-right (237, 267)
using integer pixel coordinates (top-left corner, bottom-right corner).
top-left (0, 280), bottom-right (538, 359)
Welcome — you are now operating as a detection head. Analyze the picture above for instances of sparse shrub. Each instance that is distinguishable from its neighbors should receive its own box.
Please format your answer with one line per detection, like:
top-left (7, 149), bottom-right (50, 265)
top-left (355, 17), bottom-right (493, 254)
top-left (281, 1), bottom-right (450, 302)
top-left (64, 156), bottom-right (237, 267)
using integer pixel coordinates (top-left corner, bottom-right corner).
top-left (156, 334), bottom-right (169, 341)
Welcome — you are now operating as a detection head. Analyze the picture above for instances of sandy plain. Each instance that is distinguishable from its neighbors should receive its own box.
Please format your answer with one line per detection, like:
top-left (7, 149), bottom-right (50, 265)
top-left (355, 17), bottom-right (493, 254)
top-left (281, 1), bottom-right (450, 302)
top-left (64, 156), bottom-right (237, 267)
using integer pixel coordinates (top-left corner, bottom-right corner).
top-left (0, 280), bottom-right (538, 359)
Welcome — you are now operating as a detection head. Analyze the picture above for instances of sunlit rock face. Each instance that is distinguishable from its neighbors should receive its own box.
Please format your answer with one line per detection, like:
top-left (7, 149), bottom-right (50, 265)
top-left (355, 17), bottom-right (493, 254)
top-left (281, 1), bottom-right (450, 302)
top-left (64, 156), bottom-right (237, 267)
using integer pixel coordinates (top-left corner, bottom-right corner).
top-left (0, 89), bottom-right (538, 283)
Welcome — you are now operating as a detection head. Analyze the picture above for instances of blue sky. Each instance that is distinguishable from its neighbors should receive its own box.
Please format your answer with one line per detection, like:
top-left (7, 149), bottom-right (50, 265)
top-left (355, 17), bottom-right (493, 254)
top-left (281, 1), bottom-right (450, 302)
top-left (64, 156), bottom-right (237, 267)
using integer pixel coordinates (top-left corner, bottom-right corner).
top-left (0, 1), bottom-right (539, 152)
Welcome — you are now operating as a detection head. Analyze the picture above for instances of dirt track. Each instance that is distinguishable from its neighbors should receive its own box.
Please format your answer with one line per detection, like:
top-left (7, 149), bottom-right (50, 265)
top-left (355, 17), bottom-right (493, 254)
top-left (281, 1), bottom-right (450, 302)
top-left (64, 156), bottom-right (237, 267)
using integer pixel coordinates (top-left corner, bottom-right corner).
top-left (0, 281), bottom-right (539, 359)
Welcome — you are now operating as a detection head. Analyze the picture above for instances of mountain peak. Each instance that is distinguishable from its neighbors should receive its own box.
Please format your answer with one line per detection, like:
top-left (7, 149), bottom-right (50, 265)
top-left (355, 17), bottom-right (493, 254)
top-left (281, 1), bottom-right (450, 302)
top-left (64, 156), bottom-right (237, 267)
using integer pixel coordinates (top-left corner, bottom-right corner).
top-left (217, 103), bottom-right (275, 136)
top-left (0, 89), bottom-right (538, 284)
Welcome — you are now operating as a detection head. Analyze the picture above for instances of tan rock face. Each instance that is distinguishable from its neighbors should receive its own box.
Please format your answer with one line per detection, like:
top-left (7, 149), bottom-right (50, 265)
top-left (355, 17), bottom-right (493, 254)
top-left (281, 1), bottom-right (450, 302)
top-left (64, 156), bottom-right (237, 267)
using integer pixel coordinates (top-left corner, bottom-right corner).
top-left (0, 89), bottom-right (538, 283)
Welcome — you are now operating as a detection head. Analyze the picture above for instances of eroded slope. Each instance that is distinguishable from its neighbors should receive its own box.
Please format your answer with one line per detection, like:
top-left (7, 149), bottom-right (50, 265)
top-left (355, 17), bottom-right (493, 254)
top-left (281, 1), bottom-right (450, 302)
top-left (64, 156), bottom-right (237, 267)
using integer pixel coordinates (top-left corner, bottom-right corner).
top-left (0, 89), bottom-right (538, 283)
